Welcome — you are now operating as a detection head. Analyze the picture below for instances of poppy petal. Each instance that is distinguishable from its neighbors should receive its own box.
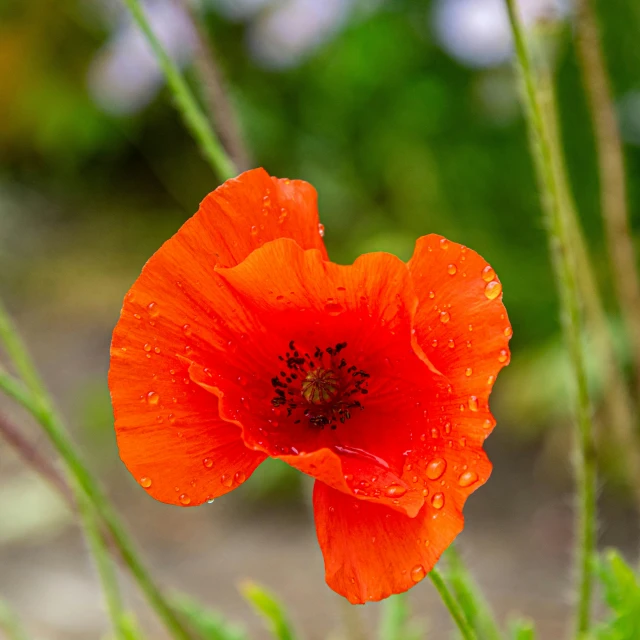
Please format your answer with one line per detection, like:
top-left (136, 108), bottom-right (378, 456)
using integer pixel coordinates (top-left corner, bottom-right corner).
top-left (110, 168), bottom-right (324, 505)
top-left (313, 474), bottom-right (484, 603)
top-left (407, 234), bottom-right (511, 448)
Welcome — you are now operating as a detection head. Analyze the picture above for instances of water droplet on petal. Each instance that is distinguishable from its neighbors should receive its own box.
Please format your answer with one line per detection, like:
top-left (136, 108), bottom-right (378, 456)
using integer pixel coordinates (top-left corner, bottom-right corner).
top-left (385, 484), bottom-right (407, 497)
top-left (411, 565), bottom-right (426, 582)
top-left (147, 392), bottom-right (159, 406)
top-left (140, 477), bottom-right (152, 488)
top-left (487, 375), bottom-right (495, 385)
top-left (440, 311), bottom-right (450, 324)
top-left (465, 367), bottom-right (472, 377)
top-left (318, 223), bottom-right (325, 237)
top-left (439, 238), bottom-right (449, 250)
top-left (221, 474), bottom-right (233, 488)
top-left (325, 302), bottom-right (344, 315)
top-left (428, 291), bottom-right (435, 299)
top-left (235, 471), bottom-right (246, 484)
top-left (448, 339), bottom-right (455, 349)
top-left (426, 458), bottom-right (447, 480)
top-left (147, 302), bottom-right (159, 317)
top-left (143, 343), bottom-right (152, 352)
top-left (485, 281), bottom-right (502, 300)
top-left (250, 225), bottom-right (258, 236)
top-left (458, 470), bottom-right (479, 487)
top-left (431, 493), bottom-right (444, 509)
top-left (182, 324), bottom-right (192, 336)
top-left (203, 458), bottom-right (213, 469)
top-left (447, 264), bottom-right (457, 275)
top-left (431, 339), bottom-right (438, 347)
top-left (482, 265), bottom-right (496, 282)
top-left (504, 326), bottom-right (513, 337)
top-left (498, 349), bottom-right (509, 363)
top-left (179, 494), bottom-right (191, 505)
top-left (468, 396), bottom-right (479, 412)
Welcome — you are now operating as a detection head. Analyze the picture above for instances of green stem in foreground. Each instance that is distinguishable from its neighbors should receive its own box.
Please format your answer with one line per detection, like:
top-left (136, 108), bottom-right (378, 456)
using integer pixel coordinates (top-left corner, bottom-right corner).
top-left (120, 0), bottom-right (237, 182)
top-left (445, 546), bottom-right (502, 640)
top-left (76, 488), bottom-right (128, 640)
top-left (429, 568), bottom-right (478, 640)
top-left (0, 304), bottom-right (194, 640)
top-left (504, 2), bottom-right (597, 636)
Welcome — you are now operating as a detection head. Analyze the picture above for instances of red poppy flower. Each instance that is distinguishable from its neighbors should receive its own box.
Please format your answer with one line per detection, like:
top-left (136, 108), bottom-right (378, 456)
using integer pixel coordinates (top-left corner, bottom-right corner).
top-left (109, 168), bottom-right (511, 604)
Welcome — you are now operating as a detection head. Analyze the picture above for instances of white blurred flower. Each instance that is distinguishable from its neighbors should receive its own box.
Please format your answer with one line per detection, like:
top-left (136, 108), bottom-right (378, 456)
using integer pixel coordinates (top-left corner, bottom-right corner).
top-left (433, 0), bottom-right (571, 68)
top-left (88, 0), bottom-right (196, 115)
top-left (247, 0), bottom-right (353, 69)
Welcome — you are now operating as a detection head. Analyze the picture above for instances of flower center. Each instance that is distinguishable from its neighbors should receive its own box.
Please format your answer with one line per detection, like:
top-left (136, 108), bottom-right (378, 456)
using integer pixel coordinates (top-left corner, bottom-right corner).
top-left (270, 341), bottom-right (369, 429)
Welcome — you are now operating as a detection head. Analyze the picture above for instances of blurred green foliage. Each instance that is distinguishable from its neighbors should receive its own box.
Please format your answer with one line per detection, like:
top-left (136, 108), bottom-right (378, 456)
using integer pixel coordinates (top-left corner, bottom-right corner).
top-left (2, 0), bottom-right (640, 476)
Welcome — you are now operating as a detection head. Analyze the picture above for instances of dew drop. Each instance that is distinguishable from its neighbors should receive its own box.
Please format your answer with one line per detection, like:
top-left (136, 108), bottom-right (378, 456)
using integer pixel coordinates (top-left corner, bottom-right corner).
top-left (439, 238), bottom-right (449, 250)
top-left (439, 311), bottom-right (450, 324)
top-left (482, 265), bottom-right (496, 282)
top-left (411, 564), bottom-right (426, 582)
top-left (465, 367), bottom-right (472, 377)
top-left (487, 375), bottom-right (495, 385)
top-left (431, 427), bottom-right (440, 439)
top-left (154, 346), bottom-right (160, 354)
top-left (484, 280), bottom-right (502, 300)
top-left (179, 494), bottom-right (191, 505)
top-left (143, 343), bottom-right (152, 352)
top-left (147, 302), bottom-right (159, 317)
top-left (431, 493), bottom-right (444, 509)
top-left (498, 349), bottom-right (509, 363)
top-left (235, 471), bottom-right (246, 484)
top-left (203, 458), bottom-right (213, 469)
top-left (458, 470), bottom-right (479, 487)
top-left (385, 485), bottom-right (407, 497)
top-left (448, 339), bottom-right (455, 349)
top-left (147, 391), bottom-right (159, 406)
top-left (221, 474), bottom-right (233, 488)
top-left (444, 421), bottom-right (452, 435)
top-left (318, 223), bottom-right (325, 237)
top-left (447, 264), bottom-right (457, 276)
top-left (426, 458), bottom-right (447, 480)
top-left (140, 477), bottom-right (152, 488)
top-left (250, 225), bottom-right (258, 236)
top-left (325, 302), bottom-right (344, 316)
top-left (168, 413), bottom-right (176, 424)
top-left (431, 339), bottom-right (438, 347)
top-left (182, 324), bottom-right (192, 336)
top-left (468, 396), bottom-right (479, 412)
top-left (504, 326), bottom-right (513, 338)
top-left (422, 488), bottom-right (429, 497)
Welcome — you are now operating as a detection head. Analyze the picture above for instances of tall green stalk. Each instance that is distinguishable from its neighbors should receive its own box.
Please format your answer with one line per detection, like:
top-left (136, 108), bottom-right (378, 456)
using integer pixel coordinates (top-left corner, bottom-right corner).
top-left (504, 2), bottom-right (597, 635)
top-left (76, 488), bottom-right (129, 640)
top-left (120, 0), bottom-right (237, 182)
top-left (574, 0), bottom-right (640, 402)
top-left (429, 568), bottom-right (478, 640)
top-left (0, 301), bottom-right (195, 640)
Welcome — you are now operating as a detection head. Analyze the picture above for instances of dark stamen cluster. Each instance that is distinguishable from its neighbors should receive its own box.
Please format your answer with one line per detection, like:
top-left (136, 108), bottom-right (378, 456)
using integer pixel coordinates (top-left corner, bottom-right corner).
top-left (270, 341), bottom-right (369, 429)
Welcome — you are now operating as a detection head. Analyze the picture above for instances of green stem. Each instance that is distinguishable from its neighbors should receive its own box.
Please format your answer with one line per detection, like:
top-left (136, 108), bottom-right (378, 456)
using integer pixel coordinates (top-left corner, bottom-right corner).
top-left (120, 0), bottom-right (237, 182)
top-left (429, 568), bottom-right (478, 640)
top-left (0, 600), bottom-right (29, 640)
top-left (574, 0), bottom-right (640, 402)
top-left (76, 487), bottom-right (128, 640)
top-left (445, 546), bottom-right (502, 640)
top-left (504, 2), bottom-right (597, 636)
top-left (0, 303), bottom-right (194, 640)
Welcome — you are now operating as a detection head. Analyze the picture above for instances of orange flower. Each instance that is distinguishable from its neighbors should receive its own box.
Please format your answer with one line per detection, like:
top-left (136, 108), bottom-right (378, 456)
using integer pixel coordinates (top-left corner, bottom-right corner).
top-left (109, 168), bottom-right (511, 603)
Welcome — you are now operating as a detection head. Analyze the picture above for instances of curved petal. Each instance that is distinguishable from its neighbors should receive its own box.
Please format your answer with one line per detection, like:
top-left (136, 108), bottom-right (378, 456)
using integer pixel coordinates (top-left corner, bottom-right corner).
top-left (208, 238), bottom-right (447, 517)
top-left (407, 234), bottom-right (511, 449)
top-left (109, 169), bottom-right (324, 504)
top-left (313, 471), bottom-right (488, 603)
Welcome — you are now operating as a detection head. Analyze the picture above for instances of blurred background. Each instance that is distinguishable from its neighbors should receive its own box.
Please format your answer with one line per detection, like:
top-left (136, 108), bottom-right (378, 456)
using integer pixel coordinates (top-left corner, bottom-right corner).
top-left (2, 0), bottom-right (640, 637)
